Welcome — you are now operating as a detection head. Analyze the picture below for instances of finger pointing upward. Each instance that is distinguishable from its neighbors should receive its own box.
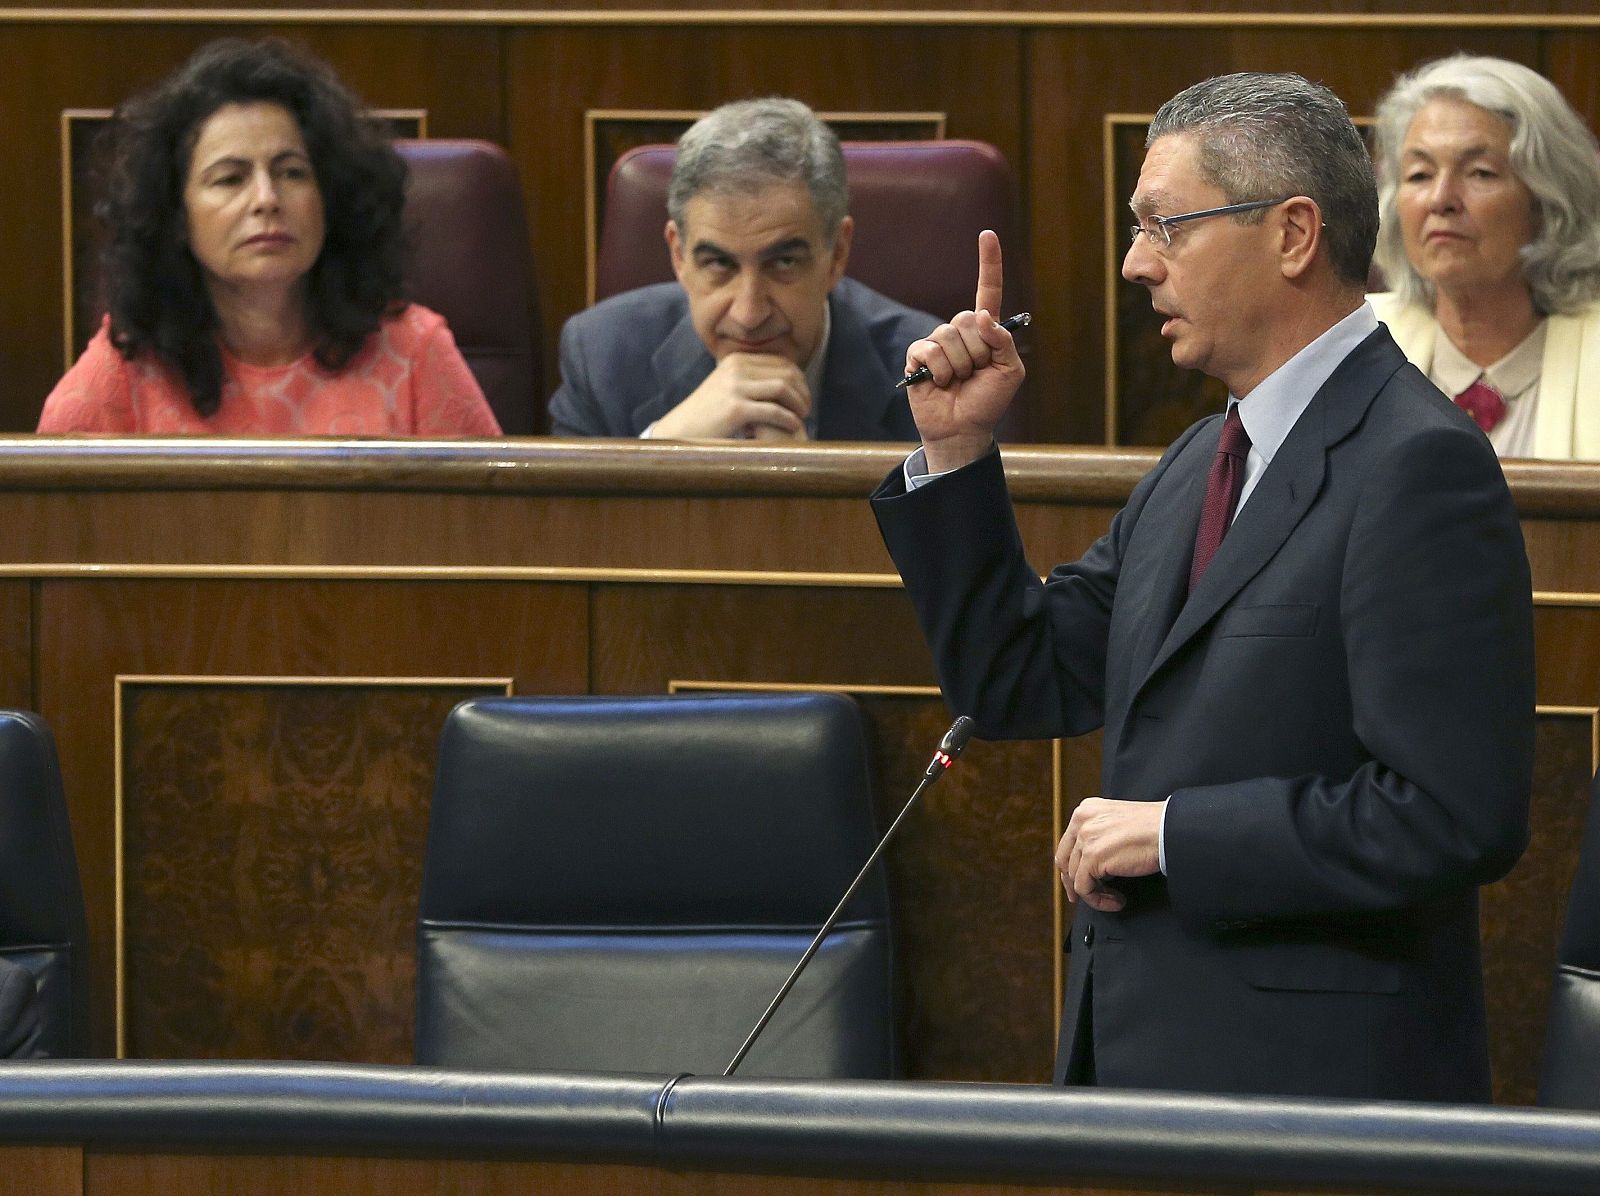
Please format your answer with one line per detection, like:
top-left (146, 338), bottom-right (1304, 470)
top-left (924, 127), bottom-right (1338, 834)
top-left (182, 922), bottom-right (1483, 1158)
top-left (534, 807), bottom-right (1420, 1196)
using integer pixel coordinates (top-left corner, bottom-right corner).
top-left (974, 229), bottom-right (1004, 321)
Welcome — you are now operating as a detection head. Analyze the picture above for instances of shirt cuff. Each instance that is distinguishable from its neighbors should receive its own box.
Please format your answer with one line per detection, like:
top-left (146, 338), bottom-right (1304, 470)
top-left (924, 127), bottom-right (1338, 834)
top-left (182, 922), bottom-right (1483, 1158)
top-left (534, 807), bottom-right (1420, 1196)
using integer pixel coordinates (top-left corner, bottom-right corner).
top-left (904, 446), bottom-right (957, 491)
top-left (1158, 797), bottom-right (1169, 875)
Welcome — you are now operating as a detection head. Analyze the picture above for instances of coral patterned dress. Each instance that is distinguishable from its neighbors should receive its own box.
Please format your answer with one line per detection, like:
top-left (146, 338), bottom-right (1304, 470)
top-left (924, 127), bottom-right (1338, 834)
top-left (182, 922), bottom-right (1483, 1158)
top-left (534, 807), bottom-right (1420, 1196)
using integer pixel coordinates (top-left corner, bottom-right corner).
top-left (38, 305), bottom-right (501, 436)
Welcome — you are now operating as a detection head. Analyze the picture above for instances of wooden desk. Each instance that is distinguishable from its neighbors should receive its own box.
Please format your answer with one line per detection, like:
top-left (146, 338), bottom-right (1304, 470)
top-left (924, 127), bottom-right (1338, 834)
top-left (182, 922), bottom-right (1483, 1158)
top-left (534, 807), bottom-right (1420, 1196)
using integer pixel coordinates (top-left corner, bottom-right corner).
top-left (3, 439), bottom-right (1595, 1106)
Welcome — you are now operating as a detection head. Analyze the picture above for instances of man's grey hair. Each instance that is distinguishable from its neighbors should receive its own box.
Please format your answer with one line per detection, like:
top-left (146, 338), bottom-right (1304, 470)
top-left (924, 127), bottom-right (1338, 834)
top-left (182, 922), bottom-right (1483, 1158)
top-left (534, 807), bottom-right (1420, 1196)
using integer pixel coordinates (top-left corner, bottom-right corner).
top-left (1372, 54), bottom-right (1600, 315)
top-left (666, 98), bottom-right (848, 239)
top-left (1148, 72), bottom-right (1378, 288)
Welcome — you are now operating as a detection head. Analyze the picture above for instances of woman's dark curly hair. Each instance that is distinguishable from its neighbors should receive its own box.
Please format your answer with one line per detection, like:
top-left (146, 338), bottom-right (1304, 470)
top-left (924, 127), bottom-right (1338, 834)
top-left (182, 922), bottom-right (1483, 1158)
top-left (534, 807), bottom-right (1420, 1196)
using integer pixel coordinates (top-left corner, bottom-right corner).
top-left (97, 38), bottom-right (408, 415)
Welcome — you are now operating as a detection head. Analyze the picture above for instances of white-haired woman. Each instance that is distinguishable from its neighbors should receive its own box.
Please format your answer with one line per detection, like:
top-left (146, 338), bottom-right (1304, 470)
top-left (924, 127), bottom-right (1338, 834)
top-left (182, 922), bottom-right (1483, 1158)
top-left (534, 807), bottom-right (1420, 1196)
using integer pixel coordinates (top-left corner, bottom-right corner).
top-left (1371, 54), bottom-right (1600, 459)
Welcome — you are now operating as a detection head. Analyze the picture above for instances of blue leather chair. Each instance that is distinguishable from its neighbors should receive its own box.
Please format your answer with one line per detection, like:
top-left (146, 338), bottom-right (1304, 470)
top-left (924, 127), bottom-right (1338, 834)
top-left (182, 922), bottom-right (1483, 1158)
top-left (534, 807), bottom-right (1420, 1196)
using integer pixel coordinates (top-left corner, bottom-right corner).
top-left (415, 692), bottom-right (897, 1078)
top-left (0, 710), bottom-right (90, 1057)
top-left (1539, 766), bottom-right (1600, 1108)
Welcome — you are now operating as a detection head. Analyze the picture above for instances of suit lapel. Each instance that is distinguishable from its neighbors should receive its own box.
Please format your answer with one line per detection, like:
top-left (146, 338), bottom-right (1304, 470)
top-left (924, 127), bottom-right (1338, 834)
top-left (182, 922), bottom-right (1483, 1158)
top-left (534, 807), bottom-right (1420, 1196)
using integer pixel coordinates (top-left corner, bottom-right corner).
top-left (639, 315), bottom-right (716, 430)
top-left (1138, 326), bottom-right (1402, 691)
top-left (817, 290), bottom-right (904, 440)
top-left (1147, 413), bottom-right (1326, 679)
top-left (1121, 432), bottom-right (1213, 688)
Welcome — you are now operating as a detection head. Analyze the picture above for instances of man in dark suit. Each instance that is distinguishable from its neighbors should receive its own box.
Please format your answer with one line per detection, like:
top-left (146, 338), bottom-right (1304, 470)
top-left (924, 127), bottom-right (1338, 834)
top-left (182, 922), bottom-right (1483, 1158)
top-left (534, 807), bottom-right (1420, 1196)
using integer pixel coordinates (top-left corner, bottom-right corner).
top-left (872, 73), bottom-right (1533, 1100)
top-left (0, 958), bottom-right (41, 1059)
top-left (548, 98), bottom-right (936, 441)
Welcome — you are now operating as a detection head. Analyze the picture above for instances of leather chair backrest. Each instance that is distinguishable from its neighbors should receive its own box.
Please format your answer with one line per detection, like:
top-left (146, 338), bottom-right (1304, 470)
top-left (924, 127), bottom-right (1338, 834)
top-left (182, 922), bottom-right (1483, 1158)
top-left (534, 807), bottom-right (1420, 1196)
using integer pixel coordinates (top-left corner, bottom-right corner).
top-left (416, 692), bottom-right (896, 1078)
top-left (396, 139), bottom-right (541, 434)
top-left (0, 711), bottom-right (89, 1056)
top-left (1539, 766), bottom-right (1600, 1108)
top-left (595, 139), bottom-right (1027, 326)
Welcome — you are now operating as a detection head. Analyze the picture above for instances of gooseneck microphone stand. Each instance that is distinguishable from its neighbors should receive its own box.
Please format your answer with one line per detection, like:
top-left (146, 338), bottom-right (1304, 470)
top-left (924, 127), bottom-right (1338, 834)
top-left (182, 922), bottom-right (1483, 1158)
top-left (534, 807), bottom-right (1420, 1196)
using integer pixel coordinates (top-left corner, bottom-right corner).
top-left (724, 715), bottom-right (976, 1076)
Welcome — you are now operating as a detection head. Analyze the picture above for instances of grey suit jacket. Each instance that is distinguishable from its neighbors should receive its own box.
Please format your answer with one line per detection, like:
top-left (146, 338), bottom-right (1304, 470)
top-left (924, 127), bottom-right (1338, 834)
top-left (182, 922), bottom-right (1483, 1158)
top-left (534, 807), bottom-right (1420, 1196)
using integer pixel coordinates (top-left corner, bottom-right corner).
top-left (548, 277), bottom-right (936, 439)
top-left (872, 326), bottom-right (1534, 1100)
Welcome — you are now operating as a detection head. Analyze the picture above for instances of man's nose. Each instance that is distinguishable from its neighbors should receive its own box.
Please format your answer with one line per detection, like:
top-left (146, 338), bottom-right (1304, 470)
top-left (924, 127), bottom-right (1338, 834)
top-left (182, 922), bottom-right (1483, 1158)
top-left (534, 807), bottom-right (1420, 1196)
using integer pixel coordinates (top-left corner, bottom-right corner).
top-left (1122, 235), bottom-right (1162, 287)
top-left (727, 271), bottom-right (773, 328)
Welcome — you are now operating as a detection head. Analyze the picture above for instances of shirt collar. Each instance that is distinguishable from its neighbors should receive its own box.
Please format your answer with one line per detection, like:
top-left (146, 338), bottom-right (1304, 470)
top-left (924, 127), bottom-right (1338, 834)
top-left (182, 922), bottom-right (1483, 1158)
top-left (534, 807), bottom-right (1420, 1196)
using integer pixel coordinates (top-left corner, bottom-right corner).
top-left (1432, 319), bottom-right (1546, 401)
top-left (1231, 302), bottom-right (1378, 466)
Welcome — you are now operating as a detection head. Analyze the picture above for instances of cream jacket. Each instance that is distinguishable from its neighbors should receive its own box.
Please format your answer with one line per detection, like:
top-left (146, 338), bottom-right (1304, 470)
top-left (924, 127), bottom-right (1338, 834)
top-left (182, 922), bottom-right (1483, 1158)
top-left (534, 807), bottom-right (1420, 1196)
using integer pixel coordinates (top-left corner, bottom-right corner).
top-left (1369, 291), bottom-right (1600, 461)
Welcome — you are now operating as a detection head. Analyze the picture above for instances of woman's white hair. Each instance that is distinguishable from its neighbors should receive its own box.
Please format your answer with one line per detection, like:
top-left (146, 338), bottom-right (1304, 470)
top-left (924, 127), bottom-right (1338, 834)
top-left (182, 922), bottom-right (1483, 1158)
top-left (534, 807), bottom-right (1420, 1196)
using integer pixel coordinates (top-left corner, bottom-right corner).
top-left (1373, 54), bottom-right (1600, 315)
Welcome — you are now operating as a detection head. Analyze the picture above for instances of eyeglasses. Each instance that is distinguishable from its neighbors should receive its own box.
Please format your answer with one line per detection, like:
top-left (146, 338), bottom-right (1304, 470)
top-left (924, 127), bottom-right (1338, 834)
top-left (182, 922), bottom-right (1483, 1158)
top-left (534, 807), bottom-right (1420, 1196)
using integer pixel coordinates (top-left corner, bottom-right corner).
top-left (1129, 197), bottom-right (1293, 251)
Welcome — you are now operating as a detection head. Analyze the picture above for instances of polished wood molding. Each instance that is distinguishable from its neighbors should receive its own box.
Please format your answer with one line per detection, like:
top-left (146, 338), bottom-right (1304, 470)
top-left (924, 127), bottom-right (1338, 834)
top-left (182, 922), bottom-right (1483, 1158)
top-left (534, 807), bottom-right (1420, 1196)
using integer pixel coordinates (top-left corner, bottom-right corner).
top-left (6, 440), bottom-right (1599, 516)
top-left (5, 9), bottom-right (1600, 29)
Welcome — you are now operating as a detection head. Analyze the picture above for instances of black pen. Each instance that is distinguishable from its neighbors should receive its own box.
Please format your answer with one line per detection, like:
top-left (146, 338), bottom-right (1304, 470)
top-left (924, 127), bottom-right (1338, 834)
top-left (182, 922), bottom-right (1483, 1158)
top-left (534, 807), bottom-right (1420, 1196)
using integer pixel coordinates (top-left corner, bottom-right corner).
top-left (895, 312), bottom-right (1032, 390)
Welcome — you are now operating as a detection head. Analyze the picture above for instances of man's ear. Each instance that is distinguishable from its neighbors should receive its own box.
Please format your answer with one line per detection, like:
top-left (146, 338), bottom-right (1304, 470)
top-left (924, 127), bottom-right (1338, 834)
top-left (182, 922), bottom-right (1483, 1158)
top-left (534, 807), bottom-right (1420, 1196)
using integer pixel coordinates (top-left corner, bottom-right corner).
top-left (827, 215), bottom-right (854, 287)
top-left (1279, 197), bottom-right (1322, 281)
top-left (665, 219), bottom-right (687, 283)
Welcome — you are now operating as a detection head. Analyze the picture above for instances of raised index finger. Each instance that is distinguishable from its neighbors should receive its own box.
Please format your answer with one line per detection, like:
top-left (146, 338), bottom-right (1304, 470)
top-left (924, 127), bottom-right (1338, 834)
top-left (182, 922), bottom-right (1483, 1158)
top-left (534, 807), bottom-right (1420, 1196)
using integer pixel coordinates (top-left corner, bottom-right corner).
top-left (973, 229), bottom-right (1004, 320)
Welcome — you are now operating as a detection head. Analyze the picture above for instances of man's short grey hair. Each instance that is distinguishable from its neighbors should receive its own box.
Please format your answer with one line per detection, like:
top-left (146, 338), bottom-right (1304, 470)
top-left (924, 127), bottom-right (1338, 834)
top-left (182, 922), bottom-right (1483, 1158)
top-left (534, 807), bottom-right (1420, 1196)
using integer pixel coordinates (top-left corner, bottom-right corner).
top-left (1372, 54), bottom-right (1600, 315)
top-left (1148, 72), bottom-right (1378, 288)
top-left (667, 98), bottom-right (848, 239)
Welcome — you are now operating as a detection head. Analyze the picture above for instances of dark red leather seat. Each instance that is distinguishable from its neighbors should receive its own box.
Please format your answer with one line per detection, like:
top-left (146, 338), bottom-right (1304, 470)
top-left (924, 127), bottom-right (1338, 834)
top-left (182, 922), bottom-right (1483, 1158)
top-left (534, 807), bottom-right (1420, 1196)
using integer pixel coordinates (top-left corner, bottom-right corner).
top-left (396, 140), bottom-right (541, 434)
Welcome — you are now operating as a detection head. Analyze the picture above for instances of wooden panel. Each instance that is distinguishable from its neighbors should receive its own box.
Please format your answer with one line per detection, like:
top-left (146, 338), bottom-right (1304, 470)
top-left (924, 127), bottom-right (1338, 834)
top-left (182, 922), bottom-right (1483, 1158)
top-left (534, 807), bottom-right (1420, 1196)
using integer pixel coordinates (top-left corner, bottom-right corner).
top-left (0, 582), bottom-right (33, 711)
top-left (0, 487), bottom-right (906, 575)
top-left (79, 1150), bottom-right (1234, 1196)
top-left (863, 700), bottom-right (1056, 1083)
top-left (84, 1155), bottom-right (674, 1196)
top-left (1481, 711), bottom-right (1597, 1107)
top-left (38, 578), bottom-right (588, 1055)
top-left (120, 678), bottom-right (507, 1061)
top-left (0, 1146), bottom-right (81, 1196)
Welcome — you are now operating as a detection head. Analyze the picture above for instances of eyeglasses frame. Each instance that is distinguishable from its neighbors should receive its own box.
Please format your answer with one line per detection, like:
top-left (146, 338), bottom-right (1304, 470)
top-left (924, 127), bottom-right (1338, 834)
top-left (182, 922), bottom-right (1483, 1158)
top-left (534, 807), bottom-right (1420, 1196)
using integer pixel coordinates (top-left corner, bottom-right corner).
top-left (1129, 196), bottom-right (1295, 251)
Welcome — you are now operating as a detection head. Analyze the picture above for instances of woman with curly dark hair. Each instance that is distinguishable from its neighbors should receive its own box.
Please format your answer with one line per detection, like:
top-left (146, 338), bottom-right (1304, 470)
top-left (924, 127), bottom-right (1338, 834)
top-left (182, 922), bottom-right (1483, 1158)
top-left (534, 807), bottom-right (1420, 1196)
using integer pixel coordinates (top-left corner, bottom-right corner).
top-left (39, 38), bottom-right (500, 435)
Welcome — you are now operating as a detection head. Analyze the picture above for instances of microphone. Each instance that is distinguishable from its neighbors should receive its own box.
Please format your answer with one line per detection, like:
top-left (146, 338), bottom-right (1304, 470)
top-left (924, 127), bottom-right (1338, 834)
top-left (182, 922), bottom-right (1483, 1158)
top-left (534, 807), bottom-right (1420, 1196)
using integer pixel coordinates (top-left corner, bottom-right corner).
top-left (724, 715), bottom-right (976, 1076)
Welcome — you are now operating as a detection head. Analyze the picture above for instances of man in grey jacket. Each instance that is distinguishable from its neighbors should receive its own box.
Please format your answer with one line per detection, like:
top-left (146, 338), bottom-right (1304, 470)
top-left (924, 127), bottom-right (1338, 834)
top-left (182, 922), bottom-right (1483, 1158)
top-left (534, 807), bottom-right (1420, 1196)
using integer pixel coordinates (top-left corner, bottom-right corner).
top-left (549, 98), bottom-right (936, 441)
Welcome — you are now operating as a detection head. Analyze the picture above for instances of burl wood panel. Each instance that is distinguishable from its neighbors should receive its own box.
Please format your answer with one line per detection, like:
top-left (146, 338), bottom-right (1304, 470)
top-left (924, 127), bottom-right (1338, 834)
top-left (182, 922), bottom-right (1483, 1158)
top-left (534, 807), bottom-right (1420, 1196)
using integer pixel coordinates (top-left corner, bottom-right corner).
top-left (120, 680), bottom-right (505, 1061)
top-left (861, 698), bottom-right (1056, 1084)
top-left (38, 578), bottom-right (588, 1056)
top-left (1482, 712), bottom-right (1597, 1107)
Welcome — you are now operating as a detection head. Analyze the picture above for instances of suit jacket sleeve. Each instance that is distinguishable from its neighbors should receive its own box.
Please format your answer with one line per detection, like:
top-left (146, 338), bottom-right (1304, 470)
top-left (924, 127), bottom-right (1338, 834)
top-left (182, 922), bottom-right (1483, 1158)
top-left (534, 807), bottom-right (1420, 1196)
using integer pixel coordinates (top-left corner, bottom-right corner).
top-left (870, 431), bottom-right (1202, 739)
top-left (0, 959), bottom-right (42, 1060)
top-left (548, 315), bottom-right (607, 437)
top-left (1163, 420), bottom-right (1534, 932)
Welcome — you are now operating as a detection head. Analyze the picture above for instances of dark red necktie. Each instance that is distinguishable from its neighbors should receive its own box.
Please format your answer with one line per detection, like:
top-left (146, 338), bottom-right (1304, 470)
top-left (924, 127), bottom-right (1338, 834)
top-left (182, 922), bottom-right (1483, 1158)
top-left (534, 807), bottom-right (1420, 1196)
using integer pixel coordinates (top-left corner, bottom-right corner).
top-left (1454, 380), bottom-right (1506, 433)
top-left (1189, 405), bottom-right (1251, 593)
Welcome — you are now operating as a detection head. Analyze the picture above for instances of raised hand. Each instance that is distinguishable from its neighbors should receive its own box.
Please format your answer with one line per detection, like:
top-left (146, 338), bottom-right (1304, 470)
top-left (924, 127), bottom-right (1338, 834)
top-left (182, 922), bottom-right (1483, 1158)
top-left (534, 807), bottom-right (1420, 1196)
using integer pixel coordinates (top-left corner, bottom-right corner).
top-left (902, 229), bottom-right (1025, 472)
